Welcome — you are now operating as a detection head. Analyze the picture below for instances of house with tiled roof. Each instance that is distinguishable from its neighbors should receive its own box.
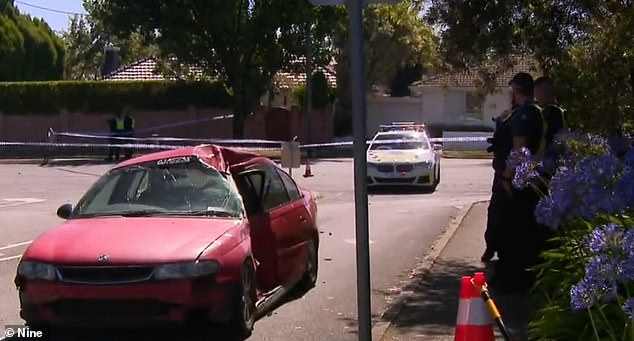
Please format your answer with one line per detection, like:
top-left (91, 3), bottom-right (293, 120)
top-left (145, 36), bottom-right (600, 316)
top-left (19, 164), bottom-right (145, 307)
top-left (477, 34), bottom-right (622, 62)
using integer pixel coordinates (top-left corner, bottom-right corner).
top-left (263, 58), bottom-right (337, 108)
top-left (102, 52), bottom-right (336, 109)
top-left (406, 55), bottom-right (540, 126)
top-left (102, 56), bottom-right (208, 81)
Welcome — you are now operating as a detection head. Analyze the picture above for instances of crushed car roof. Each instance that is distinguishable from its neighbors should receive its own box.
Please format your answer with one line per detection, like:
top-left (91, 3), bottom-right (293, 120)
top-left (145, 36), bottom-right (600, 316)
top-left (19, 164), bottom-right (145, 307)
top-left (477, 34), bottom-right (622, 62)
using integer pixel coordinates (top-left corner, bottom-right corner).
top-left (113, 144), bottom-right (272, 173)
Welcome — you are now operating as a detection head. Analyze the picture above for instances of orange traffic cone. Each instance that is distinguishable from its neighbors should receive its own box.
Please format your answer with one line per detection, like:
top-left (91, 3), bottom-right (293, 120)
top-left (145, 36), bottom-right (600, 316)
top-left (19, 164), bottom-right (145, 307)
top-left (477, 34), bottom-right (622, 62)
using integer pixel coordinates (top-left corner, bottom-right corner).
top-left (454, 276), bottom-right (495, 341)
top-left (303, 159), bottom-right (314, 177)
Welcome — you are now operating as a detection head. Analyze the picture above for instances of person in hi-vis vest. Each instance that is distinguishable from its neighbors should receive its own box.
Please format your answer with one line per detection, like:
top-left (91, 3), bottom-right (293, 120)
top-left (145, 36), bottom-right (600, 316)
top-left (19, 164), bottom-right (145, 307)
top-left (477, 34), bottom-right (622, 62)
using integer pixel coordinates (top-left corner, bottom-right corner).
top-left (105, 109), bottom-right (126, 162)
top-left (534, 76), bottom-right (565, 148)
top-left (123, 112), bottom-right (136, 160)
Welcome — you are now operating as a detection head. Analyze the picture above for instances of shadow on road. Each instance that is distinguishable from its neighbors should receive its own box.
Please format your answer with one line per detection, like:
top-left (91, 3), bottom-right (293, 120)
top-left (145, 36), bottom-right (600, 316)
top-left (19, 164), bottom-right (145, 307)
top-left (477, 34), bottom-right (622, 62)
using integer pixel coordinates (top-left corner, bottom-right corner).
top-left (378, 259), bottom-right (483, 336)
top-left (4, 288), bottom-right (316, 341)
top-left (3, 326), bottom-right (246, 341)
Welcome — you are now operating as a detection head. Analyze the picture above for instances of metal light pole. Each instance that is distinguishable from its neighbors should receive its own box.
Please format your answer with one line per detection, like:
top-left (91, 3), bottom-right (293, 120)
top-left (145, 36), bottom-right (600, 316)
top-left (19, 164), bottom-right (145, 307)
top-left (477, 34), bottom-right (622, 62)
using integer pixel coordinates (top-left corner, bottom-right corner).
top-left (307, 1), bottom-right (401, 340)
top-left (347, 0), bottom-right (371, 339)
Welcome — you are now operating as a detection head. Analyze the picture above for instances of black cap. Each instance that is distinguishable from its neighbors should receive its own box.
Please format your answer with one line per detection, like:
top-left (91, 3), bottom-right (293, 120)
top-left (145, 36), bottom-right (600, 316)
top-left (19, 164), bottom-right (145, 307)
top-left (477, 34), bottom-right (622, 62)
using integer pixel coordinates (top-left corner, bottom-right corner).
top-left (508, 72), bottom-right (534, 95)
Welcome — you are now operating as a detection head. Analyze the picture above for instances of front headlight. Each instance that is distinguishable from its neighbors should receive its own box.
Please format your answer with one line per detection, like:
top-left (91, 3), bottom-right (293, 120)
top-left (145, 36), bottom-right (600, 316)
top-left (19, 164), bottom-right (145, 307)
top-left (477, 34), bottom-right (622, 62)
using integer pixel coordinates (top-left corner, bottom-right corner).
top-left (17, 261), bottom-right (57, 281)
top-left (416, 161), bottom-right (434, 169)
top-left (153, 260), bottom-right (219, 280)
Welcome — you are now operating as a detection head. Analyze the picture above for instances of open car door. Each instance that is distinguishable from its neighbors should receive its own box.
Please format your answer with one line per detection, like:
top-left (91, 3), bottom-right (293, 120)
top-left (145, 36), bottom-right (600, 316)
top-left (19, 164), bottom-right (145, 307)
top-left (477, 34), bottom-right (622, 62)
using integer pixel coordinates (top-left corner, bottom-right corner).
top-left (235, 164), bottom-right (311, 291)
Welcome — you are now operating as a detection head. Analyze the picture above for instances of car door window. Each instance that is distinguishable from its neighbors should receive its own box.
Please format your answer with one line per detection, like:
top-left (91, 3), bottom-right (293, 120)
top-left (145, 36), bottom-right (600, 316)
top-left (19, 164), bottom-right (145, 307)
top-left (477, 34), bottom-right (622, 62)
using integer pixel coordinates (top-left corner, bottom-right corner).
top-left (259, 165), bottom-right (290, 211)
top-left (275, 167), bottom-right (301, 201)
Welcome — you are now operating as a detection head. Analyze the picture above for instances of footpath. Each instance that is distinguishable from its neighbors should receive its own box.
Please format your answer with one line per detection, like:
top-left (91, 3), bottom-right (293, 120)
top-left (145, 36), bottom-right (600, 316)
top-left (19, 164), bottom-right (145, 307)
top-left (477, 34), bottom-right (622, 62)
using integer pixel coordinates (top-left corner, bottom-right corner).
top-left (379, 202), bottom-right (530, 341)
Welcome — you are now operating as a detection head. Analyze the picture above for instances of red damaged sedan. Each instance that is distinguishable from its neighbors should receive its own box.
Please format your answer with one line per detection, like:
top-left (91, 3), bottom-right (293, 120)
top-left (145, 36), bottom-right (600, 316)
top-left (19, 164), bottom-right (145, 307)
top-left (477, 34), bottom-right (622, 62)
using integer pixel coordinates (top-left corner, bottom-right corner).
top-left (14, 144), bottom-right (319, 338)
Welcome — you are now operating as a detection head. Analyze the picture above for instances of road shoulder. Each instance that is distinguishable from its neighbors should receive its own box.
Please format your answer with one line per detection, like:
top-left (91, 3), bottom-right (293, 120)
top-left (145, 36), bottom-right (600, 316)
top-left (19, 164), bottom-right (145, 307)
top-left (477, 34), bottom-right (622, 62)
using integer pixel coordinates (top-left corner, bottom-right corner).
top-left (371, 200), bottom-right (486, 340)
top-left (376, 200), bottom-right (531, 341)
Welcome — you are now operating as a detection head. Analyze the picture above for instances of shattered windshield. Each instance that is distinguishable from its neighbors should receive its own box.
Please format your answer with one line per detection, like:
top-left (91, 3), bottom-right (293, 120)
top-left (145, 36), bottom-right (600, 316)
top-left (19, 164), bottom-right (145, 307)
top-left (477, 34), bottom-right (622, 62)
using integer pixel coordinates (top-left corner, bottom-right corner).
top-left (369, 133), bottom-right (430, 151)
top-left (73, 156), bottom-right (244, 218)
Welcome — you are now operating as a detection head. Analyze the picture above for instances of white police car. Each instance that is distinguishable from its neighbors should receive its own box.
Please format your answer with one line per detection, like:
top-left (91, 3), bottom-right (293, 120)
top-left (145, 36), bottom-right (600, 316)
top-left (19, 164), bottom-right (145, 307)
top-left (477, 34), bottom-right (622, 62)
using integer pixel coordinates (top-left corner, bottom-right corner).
top-left (366, 130), bottom-right (441, 191)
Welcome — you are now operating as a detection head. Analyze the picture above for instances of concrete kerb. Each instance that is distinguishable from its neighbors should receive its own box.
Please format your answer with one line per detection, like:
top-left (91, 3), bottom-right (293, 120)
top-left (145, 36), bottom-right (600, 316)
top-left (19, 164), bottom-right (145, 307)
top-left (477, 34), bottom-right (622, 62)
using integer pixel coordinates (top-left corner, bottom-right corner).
top-left (371, 199), bottom-right (488, 341)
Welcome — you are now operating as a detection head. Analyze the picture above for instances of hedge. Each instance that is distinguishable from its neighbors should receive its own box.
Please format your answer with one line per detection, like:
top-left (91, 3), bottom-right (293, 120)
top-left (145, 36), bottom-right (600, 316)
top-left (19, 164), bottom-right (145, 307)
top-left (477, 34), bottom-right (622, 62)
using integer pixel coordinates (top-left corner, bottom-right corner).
top-left (426, 123), bottom-right (494, 138)
top-left (0, 80), bottom-right (233, 114)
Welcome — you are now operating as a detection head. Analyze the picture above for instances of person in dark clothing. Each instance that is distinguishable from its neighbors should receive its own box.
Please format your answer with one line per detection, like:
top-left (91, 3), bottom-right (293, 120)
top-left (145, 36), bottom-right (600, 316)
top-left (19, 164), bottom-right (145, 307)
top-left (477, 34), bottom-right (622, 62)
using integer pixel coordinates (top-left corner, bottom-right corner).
top-left (482, 101), bottom-right (519, 263)
top-left (535, 76), bottom-right (565, 146)
top-left (123, 113), bottom-right (136, 159)
top-left (105, 109), bottom-right (126, 162)
top-left (488, 72), bottom-right (550, 294)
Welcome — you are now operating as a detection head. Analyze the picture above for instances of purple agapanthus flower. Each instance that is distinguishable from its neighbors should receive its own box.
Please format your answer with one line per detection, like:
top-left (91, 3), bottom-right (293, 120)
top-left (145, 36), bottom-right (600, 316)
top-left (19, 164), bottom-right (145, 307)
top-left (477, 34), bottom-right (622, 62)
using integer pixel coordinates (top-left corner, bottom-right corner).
top-left (585, 223), bottom-right (623, 253)
top-left (570, 276), bottom-right (618, 311)
top-left (507, 147), bottom-right (532, 169)
top-left (537, 153), bottom-right (623, 225)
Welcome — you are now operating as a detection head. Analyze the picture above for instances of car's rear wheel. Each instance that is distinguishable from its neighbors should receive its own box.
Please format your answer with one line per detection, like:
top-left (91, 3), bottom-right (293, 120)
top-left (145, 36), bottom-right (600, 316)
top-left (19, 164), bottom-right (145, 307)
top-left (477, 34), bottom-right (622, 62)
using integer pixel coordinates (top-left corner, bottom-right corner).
top-left (295, 238), bottom-right (319, 293)
top-left (228, 260), bottom-right (257, 339)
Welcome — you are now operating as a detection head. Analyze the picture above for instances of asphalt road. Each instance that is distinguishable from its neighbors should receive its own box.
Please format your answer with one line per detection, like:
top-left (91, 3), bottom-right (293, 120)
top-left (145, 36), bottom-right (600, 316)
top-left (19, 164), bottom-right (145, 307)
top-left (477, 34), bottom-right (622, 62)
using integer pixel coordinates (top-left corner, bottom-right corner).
top-left (0, 157), bottom-right (492, 340)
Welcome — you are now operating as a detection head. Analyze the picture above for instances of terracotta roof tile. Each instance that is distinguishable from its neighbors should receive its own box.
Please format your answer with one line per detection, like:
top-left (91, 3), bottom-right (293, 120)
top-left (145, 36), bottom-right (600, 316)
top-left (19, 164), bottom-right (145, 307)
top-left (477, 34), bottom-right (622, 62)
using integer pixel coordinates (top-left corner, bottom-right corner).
top-left (103, 57), bottom-right (208, 81)
top-left (104, 56), bottom-right (337, 89)
top-left (416, 55), bottom-right (539, 88)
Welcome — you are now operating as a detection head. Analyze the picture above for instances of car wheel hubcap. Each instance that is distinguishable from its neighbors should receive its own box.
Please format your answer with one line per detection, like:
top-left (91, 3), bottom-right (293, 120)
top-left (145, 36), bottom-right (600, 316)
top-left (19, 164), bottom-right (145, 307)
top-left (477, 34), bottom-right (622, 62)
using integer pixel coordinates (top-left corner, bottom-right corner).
top-left (241, 267), bottom-right (254, 323)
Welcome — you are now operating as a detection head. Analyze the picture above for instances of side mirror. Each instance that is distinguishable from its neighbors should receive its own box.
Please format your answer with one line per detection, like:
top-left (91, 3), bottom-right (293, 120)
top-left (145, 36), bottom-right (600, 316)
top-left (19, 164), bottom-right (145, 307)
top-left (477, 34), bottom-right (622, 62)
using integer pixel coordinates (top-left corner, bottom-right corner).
top-left (433, 143), bottom-right (442, 151)
top-left (56, 204), bottom-right (73, 219)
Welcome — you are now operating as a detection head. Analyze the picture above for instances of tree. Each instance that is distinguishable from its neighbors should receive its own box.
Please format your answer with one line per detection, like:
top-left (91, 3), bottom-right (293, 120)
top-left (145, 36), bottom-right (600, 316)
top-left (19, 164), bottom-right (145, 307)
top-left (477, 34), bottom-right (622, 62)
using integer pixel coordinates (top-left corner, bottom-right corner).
top-left (0, 0), bottom-right (65, 81)
top-left (426, 0), bottom-right (634, 134)
top-left (88, 0), bottom-right (342, 138)
top-left (62, 1), bottom-right (160, 80)
top-left (332, 0), bottom-right (439, 135)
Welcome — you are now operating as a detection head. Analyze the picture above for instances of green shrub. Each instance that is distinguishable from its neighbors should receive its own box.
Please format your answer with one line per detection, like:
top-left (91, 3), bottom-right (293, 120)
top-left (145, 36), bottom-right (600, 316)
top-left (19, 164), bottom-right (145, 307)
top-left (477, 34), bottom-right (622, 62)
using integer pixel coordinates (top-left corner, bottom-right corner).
top-left (0, 80), bottom-right (232, 114)
top-left (292, 71), bottom-right (334, 109)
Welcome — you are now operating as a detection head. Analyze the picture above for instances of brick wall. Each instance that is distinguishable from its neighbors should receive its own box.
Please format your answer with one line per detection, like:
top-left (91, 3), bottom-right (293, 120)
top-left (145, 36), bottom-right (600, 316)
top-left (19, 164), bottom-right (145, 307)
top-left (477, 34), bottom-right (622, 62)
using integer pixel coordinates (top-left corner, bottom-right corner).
top-left (0, 105), bottom-right (333, 144)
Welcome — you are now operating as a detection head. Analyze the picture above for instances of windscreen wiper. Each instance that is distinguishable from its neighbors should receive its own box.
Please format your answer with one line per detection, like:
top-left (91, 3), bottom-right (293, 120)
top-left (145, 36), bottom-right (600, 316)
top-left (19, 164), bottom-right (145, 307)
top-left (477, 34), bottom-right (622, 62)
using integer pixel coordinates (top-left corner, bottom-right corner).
top-left (119, 209), bottom-right (169, 217)
top-left (173, 209), bottom-right (241, 218)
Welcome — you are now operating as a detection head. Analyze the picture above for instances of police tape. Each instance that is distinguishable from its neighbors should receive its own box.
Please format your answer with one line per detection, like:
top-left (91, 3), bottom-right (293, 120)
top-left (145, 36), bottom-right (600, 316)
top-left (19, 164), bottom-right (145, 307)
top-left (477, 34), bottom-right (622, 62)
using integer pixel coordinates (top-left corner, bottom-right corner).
top-left (52, 131), bottom-right (284, 145)
top-left (0, 141), bottom-right (281, 151)
top-left (61, 113), bottom-right (236, 137)
top-left (301, 136), bottom-right (491, 148)
top-left (0, 135), bottom-right (492, 154)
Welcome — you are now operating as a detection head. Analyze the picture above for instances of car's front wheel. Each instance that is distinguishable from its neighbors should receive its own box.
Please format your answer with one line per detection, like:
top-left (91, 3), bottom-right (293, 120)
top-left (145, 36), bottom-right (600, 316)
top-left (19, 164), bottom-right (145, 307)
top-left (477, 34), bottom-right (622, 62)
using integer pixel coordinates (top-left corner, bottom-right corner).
top-left (295, 238), bottom-right (319, 293)
top-left (228, 260), bottom-right (257, 339)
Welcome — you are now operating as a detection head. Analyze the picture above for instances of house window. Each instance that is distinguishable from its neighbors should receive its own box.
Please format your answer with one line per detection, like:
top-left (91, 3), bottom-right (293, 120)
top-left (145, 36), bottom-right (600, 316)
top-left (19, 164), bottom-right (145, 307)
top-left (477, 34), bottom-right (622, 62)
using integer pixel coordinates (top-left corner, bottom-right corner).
top-left (465, 91), bottom-right (485, 119)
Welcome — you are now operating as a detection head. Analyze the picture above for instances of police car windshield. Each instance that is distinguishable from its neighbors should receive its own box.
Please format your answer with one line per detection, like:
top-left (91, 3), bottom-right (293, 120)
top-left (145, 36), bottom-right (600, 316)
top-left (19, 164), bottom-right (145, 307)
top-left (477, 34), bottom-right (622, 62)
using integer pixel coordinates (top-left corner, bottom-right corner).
top-left (72, 158), bottom-right (244, 218)
top-left (369, 133), bottom-right (429, 150)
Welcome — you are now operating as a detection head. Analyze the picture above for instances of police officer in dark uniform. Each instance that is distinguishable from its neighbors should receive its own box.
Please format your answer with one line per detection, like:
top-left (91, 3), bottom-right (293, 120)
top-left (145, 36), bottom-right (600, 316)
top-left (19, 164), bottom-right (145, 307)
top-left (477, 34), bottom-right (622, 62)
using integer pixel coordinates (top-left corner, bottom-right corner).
top-left (482, 101), bottom-right (519, 263)
top-left (489, 72), bottom-right (549, 293)
top-left (534, 76), bottom-right (565, 147)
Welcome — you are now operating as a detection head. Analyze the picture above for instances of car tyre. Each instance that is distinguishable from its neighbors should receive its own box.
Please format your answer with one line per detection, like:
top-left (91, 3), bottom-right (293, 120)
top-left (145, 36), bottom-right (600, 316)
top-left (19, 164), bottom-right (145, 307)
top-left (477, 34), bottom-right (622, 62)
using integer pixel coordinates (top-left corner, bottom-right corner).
top-left (434, 165), bottom-right (441, 186)
top-left (295, 238), bottom-right (319, 293)
top-left (228, 260), bottom-right (257, 339)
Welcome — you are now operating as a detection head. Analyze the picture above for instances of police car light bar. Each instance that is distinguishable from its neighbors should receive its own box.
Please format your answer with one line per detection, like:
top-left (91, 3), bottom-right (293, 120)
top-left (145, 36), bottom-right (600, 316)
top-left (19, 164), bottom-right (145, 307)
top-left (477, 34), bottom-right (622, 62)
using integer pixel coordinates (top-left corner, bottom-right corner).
top-left (379, 122), bottom-right (427, 132)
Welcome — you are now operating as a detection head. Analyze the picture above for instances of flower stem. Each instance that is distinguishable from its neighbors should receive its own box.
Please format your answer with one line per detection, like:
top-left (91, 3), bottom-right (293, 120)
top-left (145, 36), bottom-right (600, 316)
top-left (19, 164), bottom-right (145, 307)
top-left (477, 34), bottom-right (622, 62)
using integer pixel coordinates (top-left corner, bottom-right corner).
top-left (589, 309), bottom-right (602, 341)
top-left (597, 304), bottom-right (619, 341)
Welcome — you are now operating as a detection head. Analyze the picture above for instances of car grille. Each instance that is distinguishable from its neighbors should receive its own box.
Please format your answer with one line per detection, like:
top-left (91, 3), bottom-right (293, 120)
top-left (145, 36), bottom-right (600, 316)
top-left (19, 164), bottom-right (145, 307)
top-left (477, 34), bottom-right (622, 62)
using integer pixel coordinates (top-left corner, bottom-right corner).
top-left (395, 164), bottom-right (414, 172)
top-left (52, 299), bottom-right (171, 317)
top-left (375, 177), bottom-right (416, 184)
top-left (376, 165), bottom-right (394, 173)
top-left (417, 175), bottom-right (431, 183)
top-left (57, 266), bottom-right (155, 285)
